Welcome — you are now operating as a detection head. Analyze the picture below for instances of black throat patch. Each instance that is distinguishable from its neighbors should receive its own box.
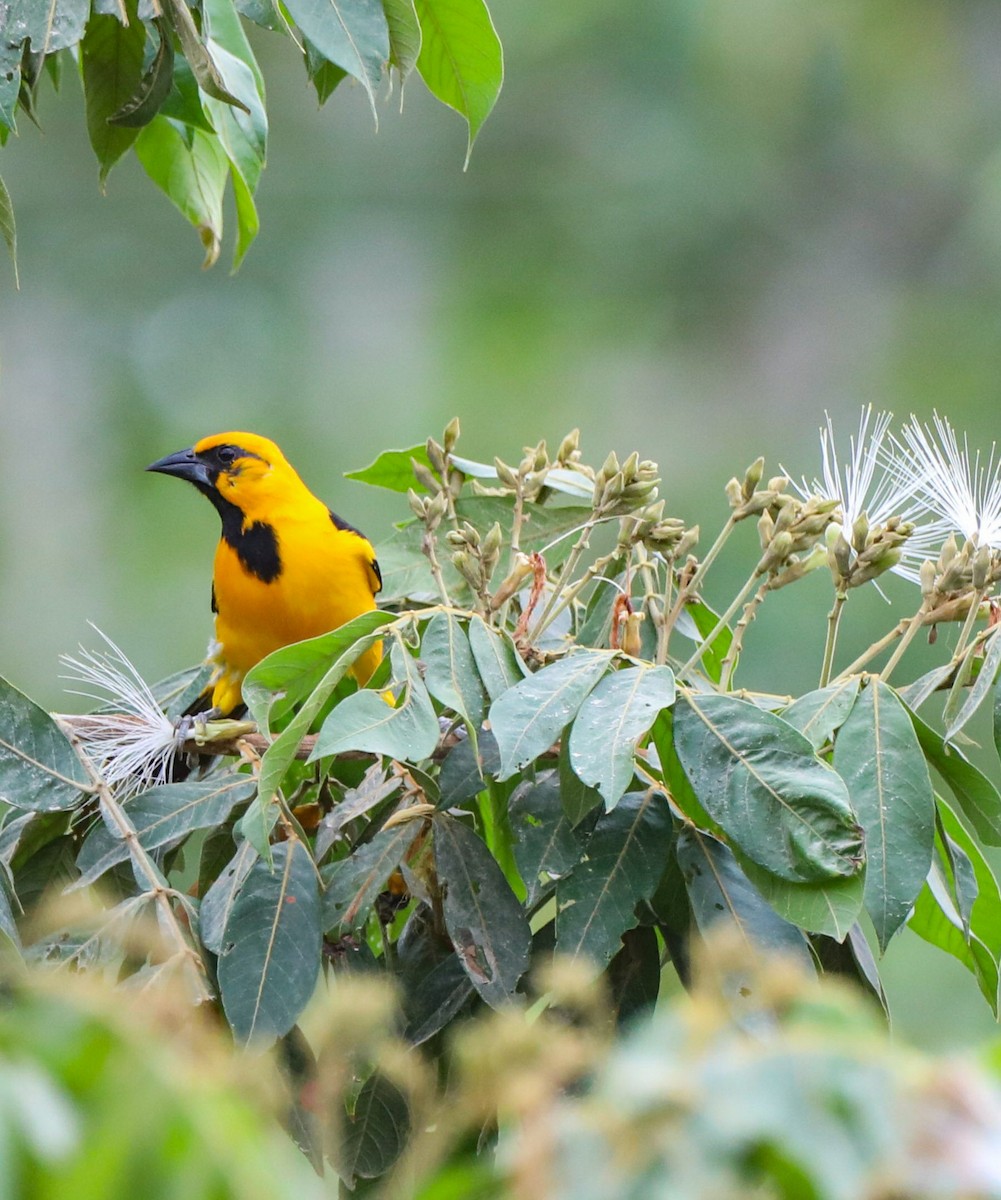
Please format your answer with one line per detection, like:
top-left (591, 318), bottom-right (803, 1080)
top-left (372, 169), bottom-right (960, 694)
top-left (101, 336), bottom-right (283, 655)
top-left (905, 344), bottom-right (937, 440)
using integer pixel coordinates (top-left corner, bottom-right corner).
top-left (213, 493), bottom-right (281, 583)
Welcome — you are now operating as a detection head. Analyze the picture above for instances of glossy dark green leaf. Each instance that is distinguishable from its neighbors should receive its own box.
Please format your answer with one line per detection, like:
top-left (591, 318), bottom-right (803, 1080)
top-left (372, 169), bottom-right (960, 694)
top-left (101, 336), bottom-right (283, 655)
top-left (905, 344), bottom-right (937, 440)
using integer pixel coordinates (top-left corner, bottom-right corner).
top-left (509, 771), bottom-right (583, 907)
top-left (437, 727), bottom-right (499, 808)
top-left (673, 691), bottom-right (863, 883)
top-left (490, 650), bottom-right (613, 779)
top-left (339, 1072), bottom-right (410, 1186)
top-left (319, 822), bottom-right (421, 934)
top-left (0, 677), bottom-right (89, 812)
top-left (280, 0), bottom-right (388, 115)
top-left (0, 174), bottom-right (16, 286)
top-left (810, 924), bottom-right (887, 1014)
top-left (199, 839), bottom-right (258, 953)
top-left (421, 611), bottom-right (486, 729)
top-left (607, 925), bottom-right (660, 1024)
top-left (0, 871), bottom-right (19, 949)
top-left (108, 18), bottom-right (174, 127)
top-left (433, 813), bottom-right (531, 1007)
top-left (781, 677), bottom-right (860, 751)
top-left (833, 679), bottom-right (933, 950)
top-left (81, 4), bottom-right (148, 181)
top-left (158, 53), bottom-right (215, 130)
top-left (736, 853), bottom-right (864, 941)
top-left (649, 710), bottom-right (718, 832)
top-left (312, 639), bottom-right (439, 762)
top-left (555, 790), bottom-right (672, 973)
top-left (217, 838), bottom-right (322, 1045)
top-left (74, 775), bottom-right (255, 887)
top-left (402, 951), bottom-right (472, 1044)
top-left (5, 0), bottom-right (89, 53)
top-left (414, 0), bottom-right (502, 163)
top-left (909, 707), bottom-right (1001, 846)
top-left (558, 738), bottom-right (603, 827)
top-left (383, 0), bottom-right (421, 81)
top-left (467, 616), bottom-right (526, 700)
top-left (134, 116), bottom-right (230, 267)
top-left (568, 665), bottom-right (675, 810)
top-left (315, 763), bottom-right (401, 857)
top-left (676, 827), bottom-right (813, 977)
top-left (345, 444), bottom-right (433, 491)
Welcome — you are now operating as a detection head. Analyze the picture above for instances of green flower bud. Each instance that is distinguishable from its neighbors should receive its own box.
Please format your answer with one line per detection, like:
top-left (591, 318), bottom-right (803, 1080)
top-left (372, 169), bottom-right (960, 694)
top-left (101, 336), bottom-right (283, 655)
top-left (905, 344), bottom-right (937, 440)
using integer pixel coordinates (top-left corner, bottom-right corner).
top-left (742, 456), bottom-right (765, 500)
top-left (443, 417), bottom-right (461, 452)
top-left (411, 457), bottom-right (441, 494)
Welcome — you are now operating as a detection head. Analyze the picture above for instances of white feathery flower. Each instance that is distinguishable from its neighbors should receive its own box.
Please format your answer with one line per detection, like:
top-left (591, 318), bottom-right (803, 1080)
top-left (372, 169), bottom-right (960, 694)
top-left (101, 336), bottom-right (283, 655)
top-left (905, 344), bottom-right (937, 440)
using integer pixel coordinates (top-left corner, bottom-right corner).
top-left (793, 406), bottom-right (945, 583)
top-left (893, 413), bottom-right (1001, 553)
top-left (61, 625), bottom-right (178, 795)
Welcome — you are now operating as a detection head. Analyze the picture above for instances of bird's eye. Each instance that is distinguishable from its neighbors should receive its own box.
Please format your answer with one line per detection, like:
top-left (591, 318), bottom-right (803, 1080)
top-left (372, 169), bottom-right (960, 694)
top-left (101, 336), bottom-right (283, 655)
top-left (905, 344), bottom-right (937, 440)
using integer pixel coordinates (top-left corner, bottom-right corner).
top-left (217, 446), bottom-right (237, 466)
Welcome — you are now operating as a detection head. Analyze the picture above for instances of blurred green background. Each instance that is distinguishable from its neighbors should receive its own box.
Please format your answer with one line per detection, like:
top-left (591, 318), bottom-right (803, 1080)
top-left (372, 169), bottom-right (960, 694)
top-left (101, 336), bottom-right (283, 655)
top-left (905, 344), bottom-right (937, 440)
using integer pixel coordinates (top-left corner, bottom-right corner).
top-left (3, 0), bottom-right (1001, 1046)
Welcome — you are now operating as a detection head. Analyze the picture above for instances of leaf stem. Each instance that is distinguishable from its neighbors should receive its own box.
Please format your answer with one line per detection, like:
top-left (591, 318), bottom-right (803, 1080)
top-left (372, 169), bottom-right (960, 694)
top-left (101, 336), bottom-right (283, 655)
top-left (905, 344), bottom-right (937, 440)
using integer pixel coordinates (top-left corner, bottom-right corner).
top-left (660, 514), bottom-right (736, 643)
top-left (721, 577), bottom-right (770, 689)
top-left (678, 566), bottom-right (762, 677)
top-left (878, 602), bottom-right (931, 684)
top-left (819, 589), bottom-right (848, 688)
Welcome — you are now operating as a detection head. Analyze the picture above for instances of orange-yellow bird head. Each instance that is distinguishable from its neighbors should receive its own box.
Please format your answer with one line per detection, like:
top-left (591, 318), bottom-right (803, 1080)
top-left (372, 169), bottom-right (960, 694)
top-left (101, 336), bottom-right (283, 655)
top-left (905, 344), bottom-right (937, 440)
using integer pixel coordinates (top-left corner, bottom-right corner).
top-left (146, 432), bottom-right (311, 523)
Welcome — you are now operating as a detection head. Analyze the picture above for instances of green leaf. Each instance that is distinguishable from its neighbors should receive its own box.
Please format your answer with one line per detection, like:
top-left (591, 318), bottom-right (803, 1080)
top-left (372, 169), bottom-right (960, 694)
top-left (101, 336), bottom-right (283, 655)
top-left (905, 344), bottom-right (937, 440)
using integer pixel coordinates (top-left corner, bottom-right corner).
top-left (554, 789), bottom-right (673, 973)
top-left (0, 175), bottom-right (17, 287)
top-left (673, 599), bottom-right (733, 686)
top-left (158, 53), bottom-right (215, 130)
top-left (134, 116), bottom-right (230, 267)
top-left (558, 737), bottom-right (603, 828)
top-left (161, 0), bottom-right (251, 112)
top-left (304, 40), bottom-right (346, 104)
top-left (217, 838), bottom-right (322, 1045)
top-left (568, 664), bottom-right (675, 810)
top-left (908, 707), bottom-right (1001, 846)
top-left (436, 726), bottom-right (499, 808)
top-left (6, 0), bottom-right (89, 53)
top-left (467, 616), bottom-right (526, 700)
top-left (832, 679), bottom-right (934, 951)
top-left (203, 0), bottom-right (266, 92)
top-left (736, 854), bottom-right (865, 941)
top-left (672, 691), bottom-right (863, 883)
top-left (74, 775), bottom-right (255, 886)
top-left (421, 611), bottom-right (486, 730)
top-left (607, 925), bottom-right (660, 1023)
top-left (945, 627), bottom-right (1001, 744)
top-left (319, 823), bottom-right (421, 934)
top-left (414, 0), bottom-right (502, 164)
top-left (781, 677), bottom-right (860, 751)
top-left (489, 650), bottom-right (614, 779)
top-left (0, 678), bottom-right (89, 812)
top-left (243, 610), bottom-right (395, 734)
top-left (199, 838), bottom-right (258, 953)
top-left (108, 18), bottom-right (174, 127)
top-left (401, 946), bottom-right (472, 1045)
top-left (312, 638), bottom-right (439, 762)
top-left (508, 771), bottom-right (583, 907)
top-left (383, 0), bottom-right (421, 83)
top-left (811, 924), bottom-right (887, 1013)
top-left (280, 0), bottom-right (389, 116)
top-left (244, 612), bottom-right (394, 811)
top-left (433, 813), bottom-right (531, 1007)
top-left (345, 444), bottom-right (433, 491)
top-left (676, 827), bottom-right (814, 981)
top-left (81, 4), bottom-right (148, 182)
top-left (936, 795), bottom-right (1001, 965)
top-left (339, 1072), bottom-right (410, 1187)
top-left (910, 862), bottom-right (999, 1015)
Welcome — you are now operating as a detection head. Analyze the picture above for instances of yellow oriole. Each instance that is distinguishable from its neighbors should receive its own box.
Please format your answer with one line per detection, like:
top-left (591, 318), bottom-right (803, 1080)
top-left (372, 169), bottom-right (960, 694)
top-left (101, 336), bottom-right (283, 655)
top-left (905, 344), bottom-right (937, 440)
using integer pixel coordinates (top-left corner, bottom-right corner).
top-left (147, 432), bottom-right (382, 716)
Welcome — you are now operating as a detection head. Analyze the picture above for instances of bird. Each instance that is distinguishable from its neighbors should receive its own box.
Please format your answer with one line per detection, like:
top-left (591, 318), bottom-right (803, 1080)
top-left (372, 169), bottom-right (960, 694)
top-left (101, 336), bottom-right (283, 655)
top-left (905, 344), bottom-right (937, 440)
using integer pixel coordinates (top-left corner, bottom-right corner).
top-left (146, 431), bottom-right (383, 718)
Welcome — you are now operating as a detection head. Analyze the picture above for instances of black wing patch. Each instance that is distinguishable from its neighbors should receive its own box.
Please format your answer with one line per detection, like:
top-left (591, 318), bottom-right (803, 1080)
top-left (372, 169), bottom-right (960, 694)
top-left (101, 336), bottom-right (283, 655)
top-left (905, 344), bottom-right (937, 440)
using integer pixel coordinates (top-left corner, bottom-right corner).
top-left (329, 509), bottom-right (381, 593)
top-left (211, 583), bottom-right (218, 613)
top-left (217, 494), bottom-right (281, 583)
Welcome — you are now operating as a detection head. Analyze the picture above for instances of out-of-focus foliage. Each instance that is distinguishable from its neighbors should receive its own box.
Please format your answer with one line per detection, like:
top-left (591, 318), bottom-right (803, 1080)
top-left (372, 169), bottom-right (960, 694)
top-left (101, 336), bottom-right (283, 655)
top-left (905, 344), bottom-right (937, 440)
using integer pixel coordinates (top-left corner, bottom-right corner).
top-left (0, 0), bottom-right (502, 268)
top-left (2, 935), bottom-right (1001, 1199)
top-left (2, 416), bottom-right (1001, 1185)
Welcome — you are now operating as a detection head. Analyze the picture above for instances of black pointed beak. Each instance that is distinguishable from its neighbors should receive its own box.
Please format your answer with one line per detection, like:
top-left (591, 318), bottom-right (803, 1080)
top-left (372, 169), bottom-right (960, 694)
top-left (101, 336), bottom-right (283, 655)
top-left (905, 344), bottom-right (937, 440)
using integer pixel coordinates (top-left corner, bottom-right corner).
top-left (146, 447), bottom-right (213, 488)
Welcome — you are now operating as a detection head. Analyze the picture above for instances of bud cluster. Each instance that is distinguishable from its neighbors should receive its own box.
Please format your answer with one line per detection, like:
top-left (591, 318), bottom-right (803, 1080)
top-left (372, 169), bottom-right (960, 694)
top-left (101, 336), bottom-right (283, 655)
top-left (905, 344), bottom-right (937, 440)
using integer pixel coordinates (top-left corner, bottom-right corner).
top-left (617, 502), bottom-right (696, 558)
top-left (753, 491), bottom-right (839, 587)
top-left (591, 450), bottom-right (660, 517)
top-left (826, 513), bottom-right (914, 590)
top-left (919, 535), bottom-right (1001, 609)
top-left (446, 521), bottom-right (503, 604)
top-left (725, 458), bottom-right (790, 522)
